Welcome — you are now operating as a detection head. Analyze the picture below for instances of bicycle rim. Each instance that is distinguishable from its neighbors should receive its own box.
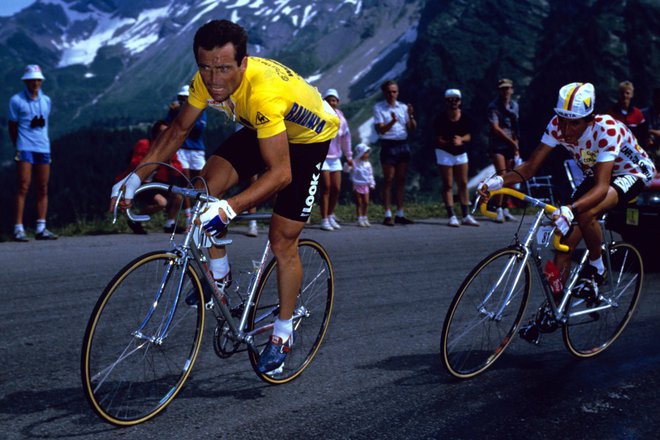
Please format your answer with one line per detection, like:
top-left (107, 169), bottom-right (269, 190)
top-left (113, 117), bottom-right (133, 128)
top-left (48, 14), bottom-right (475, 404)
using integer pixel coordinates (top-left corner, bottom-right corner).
top-left (563, 242), bottom-right (643, 358)
top-left (248, 239), bottom-right (334, 384)
top-left (441, 247), bottom-right (531, 379)
top-left (81, 251), bottom-right (204, 426)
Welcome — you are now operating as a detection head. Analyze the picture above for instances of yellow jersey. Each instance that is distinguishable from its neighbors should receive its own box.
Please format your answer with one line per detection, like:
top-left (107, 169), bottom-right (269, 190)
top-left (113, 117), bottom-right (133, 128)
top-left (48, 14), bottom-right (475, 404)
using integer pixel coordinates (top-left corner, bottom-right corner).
top-left (188, 57), bottom-right (339, 144)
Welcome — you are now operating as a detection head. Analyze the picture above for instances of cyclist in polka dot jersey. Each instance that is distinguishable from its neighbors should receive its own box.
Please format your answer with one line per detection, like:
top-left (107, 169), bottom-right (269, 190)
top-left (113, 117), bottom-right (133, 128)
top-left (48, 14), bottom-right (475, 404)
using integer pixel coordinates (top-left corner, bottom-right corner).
top-left (479, 82), bottom-right (655, 292)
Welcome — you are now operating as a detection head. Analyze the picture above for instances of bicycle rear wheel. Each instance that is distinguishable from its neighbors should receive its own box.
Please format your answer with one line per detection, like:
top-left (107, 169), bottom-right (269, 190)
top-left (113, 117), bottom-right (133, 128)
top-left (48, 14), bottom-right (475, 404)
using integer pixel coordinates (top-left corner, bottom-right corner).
top-left (563, 242), bottom-right (643, 357)
top-left (81, 251), bottom-right (205, 426)
top-left (441, 247), bottom-right (531, 379)
top-left (247, 239), bottom-right (334, 384)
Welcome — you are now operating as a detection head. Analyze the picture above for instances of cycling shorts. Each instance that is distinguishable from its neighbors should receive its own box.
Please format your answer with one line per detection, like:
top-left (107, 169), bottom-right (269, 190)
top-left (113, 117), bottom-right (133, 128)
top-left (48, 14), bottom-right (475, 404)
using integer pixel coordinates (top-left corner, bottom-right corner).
top-left (321, 157), bottom-right (342, 172)
top-left (435, 149), bottom-right (468, 166)
top-left (211, 128), bottom-right (330, 221)
top-left (571, 174), bottom-right (645, 208)
top-left (15, 150), bottom-right (51, 165)
top-left (379, 139), bottom-right (411, 165)
top-left (177, 149), bottom-right (206, 171)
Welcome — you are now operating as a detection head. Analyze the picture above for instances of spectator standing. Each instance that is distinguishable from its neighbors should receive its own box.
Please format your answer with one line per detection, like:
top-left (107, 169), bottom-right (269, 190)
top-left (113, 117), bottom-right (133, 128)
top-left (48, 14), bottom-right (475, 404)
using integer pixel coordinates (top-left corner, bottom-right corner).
top-left (373, 80), bottom-right (416, 226)
top-left (8, 65), bottom-right (57, 241)
top-left (432, 88), bottom-right (479, 227)
top-left (350, 143), bottom-right (376, 227)
top-left (165, 84), bottom-right (207, 228)
top-left (319, 88), bottom-right (353, 231)
top-left (607, 80), bottom-right (646, 144)
top-left (116, 121), bottom-right (184, 234)
top-left (487, 78), bottom-right (520, 223)
top-left (642, 87), bottom-right (660, 166)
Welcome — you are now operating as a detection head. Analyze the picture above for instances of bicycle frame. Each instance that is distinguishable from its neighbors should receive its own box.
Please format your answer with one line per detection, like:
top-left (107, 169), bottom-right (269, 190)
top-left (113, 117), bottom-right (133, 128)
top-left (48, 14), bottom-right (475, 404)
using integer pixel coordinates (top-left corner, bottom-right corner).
top-left (117, 181), bottom-right (299, 355)
top-left (481, 188), bottom-right (626, 325)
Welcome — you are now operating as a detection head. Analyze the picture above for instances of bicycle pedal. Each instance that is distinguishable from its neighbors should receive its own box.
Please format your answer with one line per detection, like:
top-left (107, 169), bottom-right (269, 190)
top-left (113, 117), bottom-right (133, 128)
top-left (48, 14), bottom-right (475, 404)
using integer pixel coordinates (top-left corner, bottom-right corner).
top-left (519, 322), bottom-right (541, 345)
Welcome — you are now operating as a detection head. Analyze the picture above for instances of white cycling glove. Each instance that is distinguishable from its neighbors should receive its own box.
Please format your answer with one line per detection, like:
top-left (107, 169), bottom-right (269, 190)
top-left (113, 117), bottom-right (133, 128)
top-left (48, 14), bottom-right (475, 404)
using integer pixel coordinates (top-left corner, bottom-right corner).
top-left (479, 175), bottom-right (504, 193)
top-left (552, 205), bottom-right (574, 236)
top-left (111, 173), bottom-right (141, 200)
top-left (199, 200), bottom-right (237, 236)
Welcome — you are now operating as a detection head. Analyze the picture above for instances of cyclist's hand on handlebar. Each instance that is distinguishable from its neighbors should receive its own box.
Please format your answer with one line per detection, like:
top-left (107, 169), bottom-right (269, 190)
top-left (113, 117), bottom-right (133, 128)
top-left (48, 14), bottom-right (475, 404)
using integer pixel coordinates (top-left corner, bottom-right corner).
top-left (477, 175), bottom-right (504, 199)
top-left (109, 174), bottom-right (141, 212)
top-left (552, 205), bottom-right (574, 236)
top-left (198, 200), bottom-right (237, 236)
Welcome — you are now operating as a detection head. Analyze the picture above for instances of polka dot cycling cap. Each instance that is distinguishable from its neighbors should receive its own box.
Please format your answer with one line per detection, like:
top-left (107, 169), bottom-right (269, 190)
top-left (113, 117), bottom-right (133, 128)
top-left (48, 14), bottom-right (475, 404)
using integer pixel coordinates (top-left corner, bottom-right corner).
top-left (554, 82), bottom-right (595, 119)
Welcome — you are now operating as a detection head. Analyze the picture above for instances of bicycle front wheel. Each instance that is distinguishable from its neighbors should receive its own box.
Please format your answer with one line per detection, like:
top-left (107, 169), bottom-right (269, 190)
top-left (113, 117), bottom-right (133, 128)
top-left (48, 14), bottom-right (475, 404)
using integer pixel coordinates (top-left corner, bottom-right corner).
top-left (441, 247), bottom-right (531, 379)
top-left (247, 239), bottom-right (334, 384)
top-left (81, 251), bottom-right (205, 426)
top-left (563, 242), bottom-right (643, 357)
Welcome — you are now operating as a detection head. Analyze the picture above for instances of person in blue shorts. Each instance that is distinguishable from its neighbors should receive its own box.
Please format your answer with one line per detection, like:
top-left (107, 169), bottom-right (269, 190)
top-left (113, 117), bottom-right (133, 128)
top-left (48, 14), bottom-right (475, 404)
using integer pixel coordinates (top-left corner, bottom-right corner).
top-left (8, 65), bottom-right (57, 241)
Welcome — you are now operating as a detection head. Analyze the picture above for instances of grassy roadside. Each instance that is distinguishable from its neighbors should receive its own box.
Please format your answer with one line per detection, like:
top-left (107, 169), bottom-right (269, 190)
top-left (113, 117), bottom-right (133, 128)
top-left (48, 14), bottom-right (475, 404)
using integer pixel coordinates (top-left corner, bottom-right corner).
top-left (1, 202), bottom-right (526, 240)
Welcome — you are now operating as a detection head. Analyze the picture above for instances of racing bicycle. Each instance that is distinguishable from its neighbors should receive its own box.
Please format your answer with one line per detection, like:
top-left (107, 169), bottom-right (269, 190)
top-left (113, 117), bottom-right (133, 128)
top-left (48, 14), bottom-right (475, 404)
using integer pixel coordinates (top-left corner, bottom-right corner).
top-left (441, 188), bottom-right (643, 379)
top-left (81, 182), bottom-right (334, 425)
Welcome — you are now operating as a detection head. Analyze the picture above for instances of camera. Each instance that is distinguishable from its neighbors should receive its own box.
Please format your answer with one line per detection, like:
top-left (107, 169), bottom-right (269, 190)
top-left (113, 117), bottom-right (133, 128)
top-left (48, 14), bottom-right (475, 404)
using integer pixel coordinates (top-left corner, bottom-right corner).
top-left (30, 115), bottom-right (45, 128)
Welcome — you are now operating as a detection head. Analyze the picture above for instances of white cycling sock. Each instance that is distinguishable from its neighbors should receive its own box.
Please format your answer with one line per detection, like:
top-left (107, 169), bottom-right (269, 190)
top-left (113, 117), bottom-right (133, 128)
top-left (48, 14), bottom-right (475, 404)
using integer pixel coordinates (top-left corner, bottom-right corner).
top-left (589, 256), bottom-right (605, 275)
top-left (210, 255), bottom-right (230, 280)
top-left (164, 218), bottom-right (175, 228)
top-left (36, 219), bottom-right (46, 233)
top-left (396, 209), bottom-right (405, 217)
top-left (384, 209), bottom-right (392, 218)
top-left (273, 317), bottom-right (293, 342)
top-left (14, 224), bottom-right (25, 234)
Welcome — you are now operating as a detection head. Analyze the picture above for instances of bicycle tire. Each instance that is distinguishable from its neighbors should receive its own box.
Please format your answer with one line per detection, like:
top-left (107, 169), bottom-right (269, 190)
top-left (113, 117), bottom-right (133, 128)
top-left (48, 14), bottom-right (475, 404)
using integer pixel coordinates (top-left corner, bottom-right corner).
top-left (81, 251), bottom-right (205, 426)
top-left (441, 247), bottom-right (531, 379)
top-left (247, 239), bottom-right (334, 384)
top-left (563, 242), bottom-right (643, 358)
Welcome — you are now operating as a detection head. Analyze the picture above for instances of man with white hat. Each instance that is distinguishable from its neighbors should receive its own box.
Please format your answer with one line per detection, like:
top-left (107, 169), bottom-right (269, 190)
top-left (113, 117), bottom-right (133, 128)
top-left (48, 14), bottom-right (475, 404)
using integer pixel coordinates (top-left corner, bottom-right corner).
top-left (8, 64), bottom-right (57, 241)
top-left (479, 82), bottom-right (655, 305)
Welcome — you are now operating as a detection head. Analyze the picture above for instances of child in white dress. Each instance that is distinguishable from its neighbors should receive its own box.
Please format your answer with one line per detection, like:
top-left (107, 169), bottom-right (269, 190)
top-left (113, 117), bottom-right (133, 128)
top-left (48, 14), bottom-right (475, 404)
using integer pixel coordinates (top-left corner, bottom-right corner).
top-left (350, 143), bottom-right (376, 227)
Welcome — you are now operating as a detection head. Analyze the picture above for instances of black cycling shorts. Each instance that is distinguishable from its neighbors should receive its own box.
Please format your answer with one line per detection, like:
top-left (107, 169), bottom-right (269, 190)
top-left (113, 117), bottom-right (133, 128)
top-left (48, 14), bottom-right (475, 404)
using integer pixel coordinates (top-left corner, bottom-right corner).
top-left (571, 174), bottom-right (645, 208)
top-left (211, 128), bottom-right (330, 222)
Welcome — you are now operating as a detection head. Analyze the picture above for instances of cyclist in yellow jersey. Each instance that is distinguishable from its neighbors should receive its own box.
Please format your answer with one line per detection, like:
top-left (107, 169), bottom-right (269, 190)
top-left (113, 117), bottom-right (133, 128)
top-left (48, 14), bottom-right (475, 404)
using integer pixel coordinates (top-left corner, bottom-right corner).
top-left (111, 19), bottom-right (339, 373)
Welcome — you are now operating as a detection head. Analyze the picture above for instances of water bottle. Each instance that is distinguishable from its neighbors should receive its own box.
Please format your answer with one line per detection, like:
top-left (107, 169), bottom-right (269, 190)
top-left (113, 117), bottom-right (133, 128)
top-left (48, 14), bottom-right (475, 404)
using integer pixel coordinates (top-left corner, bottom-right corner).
top-left (544, 260), bottom-right (563, 300)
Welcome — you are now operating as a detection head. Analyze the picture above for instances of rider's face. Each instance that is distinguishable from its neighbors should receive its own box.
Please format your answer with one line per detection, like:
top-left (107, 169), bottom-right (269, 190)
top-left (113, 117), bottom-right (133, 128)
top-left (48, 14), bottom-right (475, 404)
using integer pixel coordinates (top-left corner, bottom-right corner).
top-left (197, 43), bottom-right (247, 102)
top-left (558, 116), bottom-right (590, 143)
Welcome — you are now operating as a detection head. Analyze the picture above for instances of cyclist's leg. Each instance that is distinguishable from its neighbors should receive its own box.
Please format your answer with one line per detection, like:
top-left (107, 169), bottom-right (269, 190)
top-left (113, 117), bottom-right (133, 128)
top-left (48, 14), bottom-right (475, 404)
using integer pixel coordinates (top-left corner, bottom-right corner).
top-left (574, 187), bottom-right (618, 260)
top-left (268, 214), bottom-right (306, 320)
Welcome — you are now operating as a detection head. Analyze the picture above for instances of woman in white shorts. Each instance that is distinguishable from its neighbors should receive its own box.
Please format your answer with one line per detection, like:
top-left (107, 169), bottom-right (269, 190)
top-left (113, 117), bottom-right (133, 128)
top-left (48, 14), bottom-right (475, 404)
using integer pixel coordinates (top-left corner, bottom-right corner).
top-left (320, 89), bottom-right (353, 231)
top-left (431, 89), bottom-right (479, 227)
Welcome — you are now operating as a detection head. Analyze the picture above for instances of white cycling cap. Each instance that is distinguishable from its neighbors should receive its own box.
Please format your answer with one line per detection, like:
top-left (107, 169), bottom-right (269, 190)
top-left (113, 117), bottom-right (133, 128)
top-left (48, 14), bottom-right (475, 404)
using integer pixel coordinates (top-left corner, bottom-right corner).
top-left (554, 82), bottom-right (595, 119)
top-left (444, 89), bottom-right (461, 99)
top-left (177, 85), bottom-right (190, 96)
top-left (323, 88), bottom-right (339, 99)
top-left (21, 64), bottom-right (45, 81)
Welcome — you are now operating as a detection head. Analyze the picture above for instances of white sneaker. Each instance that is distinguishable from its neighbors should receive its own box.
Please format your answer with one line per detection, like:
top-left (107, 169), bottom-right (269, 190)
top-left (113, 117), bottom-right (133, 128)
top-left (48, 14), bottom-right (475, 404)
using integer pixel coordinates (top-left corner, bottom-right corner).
top-left (462, 214), bottom-right (480, 227)
top-left (364, 217), bottom-right (371, 227)
top-left (494, 208), bottom-right (505, 223)
top-left (357, 217), bottom-right (366, 227)
top-left (320, 218), bottom-right (334, 231)
top-left (503, 208), bottom-right (517, 222)
top-left (329, 215), bottom-right (341, 229)
top-left (246, 221), bottom-right (258, 237)
top-left (448, 215), bottom-right (460, 227)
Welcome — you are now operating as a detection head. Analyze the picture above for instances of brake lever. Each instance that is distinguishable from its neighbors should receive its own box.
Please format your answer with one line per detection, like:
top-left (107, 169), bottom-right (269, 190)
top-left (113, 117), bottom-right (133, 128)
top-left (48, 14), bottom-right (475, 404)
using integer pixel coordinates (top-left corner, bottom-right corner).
top-left (112, 188), bottom-right (125, 224)
top-left (472, 194), bottom-right (482, 215)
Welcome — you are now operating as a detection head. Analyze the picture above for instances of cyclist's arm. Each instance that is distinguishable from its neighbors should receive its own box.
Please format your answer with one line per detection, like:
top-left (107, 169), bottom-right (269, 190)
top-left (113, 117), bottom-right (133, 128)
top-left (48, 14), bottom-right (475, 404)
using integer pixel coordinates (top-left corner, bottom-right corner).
top-left (571, 160), bottom-right (614, 214)
top-left (500, 142), bottom-right (553, 186)
top-left (135, 103), bottom-right (203, 181)
top-left (226, 131), bottom-right (291, 213)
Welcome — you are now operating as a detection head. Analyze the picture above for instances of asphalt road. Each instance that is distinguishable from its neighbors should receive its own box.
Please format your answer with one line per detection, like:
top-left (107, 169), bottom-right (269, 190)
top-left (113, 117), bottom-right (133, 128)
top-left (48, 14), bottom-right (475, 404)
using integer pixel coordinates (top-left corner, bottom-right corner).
top-left (1, 217), bottom-right (658, 440)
